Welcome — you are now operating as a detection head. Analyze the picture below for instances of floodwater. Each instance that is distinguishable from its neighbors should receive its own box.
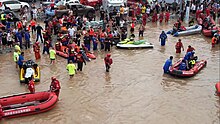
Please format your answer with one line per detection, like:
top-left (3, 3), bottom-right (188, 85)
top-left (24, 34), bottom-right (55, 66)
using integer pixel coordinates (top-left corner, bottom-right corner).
top-left (0, 20), bottom-right (219, 124)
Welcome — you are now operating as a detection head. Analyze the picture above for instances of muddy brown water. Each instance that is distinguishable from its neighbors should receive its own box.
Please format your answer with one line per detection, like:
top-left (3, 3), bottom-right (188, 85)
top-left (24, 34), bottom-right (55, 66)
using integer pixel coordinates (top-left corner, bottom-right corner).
top-left (0, 20), bottom-right (219, 124)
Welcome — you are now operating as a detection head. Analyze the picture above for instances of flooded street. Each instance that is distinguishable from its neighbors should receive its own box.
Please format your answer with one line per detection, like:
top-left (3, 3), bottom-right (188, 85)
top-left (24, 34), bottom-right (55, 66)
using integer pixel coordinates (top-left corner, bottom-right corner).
top-left (0, 20), bottom-right (219, 124)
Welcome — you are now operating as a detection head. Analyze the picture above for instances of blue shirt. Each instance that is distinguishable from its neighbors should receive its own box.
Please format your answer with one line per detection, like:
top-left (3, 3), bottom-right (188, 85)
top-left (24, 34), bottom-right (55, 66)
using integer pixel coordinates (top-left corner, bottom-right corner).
top-left (179, 62), bottom-right (187, 70)
top-left (184, 52), bottom-right (193, 61)
top-left (6, 22), bottom-right (10, 29)
top-left (160, 33), bottom-right (167, 40)
top-left (163, 59), bottom-right (172, 73)
top-left (24, 32), bottom-right (30, 41)
top-left (17, 55), bottom-right (24, 66)
top-left (16, 32), bottom-right (22, 41)
top-left (91, 37), bottom-right (97, 44)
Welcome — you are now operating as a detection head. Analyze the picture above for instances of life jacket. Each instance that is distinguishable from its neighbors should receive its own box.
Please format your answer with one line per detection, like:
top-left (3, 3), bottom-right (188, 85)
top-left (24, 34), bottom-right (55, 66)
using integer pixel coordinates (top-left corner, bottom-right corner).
top-left (69, 49), bottom-right (75, 57)
top-left (1, 14), bottom-right (5, 21)
top-left (189, 59), bottom-right (196, 65)
top-left (131, 23), bottom-right (135, 28)
top-left (17, 22), bottom-right (22, 29)
top-left (175, 42), bottom-right (182, 49)
top-left (30, 20), bottom-right (36, 26)
top-left (51, 80), bottom-right (61, 91)
top-left (212, 37), bottom-right (217, 44)
top-left (28, 80), bottom-right (35, 93)
top-left (77, 54), bottom-right (84, 62)
top-left (89, 29), bottom-right (94, 36)
top-left (100, 32), bottom-right (105, 38)
top-left (104, 57), bottom-right (112, 64)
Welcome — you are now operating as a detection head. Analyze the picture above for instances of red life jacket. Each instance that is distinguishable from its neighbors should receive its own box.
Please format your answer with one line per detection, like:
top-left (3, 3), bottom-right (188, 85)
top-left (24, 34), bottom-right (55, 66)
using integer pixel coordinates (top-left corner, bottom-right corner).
top-left (131, 23), bottom-right (135, 28)
top-left (28, 80), bottom-right (35, 93)
top-left (104, 57), bottom-right (113, 64)
top-left (51, 80), bottom-right (61, 91)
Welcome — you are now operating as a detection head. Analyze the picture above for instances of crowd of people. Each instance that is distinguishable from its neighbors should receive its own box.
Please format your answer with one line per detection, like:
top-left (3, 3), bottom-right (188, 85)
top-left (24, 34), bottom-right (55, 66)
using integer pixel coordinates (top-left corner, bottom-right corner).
top-left (0, 0), bottom-right (219, 94)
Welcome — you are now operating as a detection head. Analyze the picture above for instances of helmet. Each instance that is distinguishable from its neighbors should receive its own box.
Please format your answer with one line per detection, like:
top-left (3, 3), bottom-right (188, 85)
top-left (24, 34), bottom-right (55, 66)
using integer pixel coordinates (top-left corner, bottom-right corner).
top-left (107, 53), bottom-right (111, 57)
top-left (51, 77), bottom-right (56, 80)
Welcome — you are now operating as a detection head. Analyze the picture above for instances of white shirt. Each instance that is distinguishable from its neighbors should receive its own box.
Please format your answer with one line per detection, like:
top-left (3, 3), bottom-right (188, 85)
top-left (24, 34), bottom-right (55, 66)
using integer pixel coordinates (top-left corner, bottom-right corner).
top-left (7, 33), bottom-right (12, 41)
top-left (191, 4), bottom-right (196, 11)
top-left (146, 8), bottom-right (151, 14)
top-left (68, 27), bottom-right (75, 37)
top-left (25, 68), bottom-right (34, 78)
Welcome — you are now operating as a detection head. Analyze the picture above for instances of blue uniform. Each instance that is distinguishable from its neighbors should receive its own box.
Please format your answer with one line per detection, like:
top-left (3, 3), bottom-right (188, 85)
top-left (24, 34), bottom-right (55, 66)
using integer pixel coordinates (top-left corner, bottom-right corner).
top-left (163, 59), bottom-right (172, 73)
top-left (160, 32), bottom-right (167, 46)
top-left (16, 32), bottom-right (23, 49)
top-left (184, 52), bottom-right (193, 61)
top-left (179, 62), bottom-right (187, 70)
top-left (17, 55), bottom-right (24, 66)
top-left (92, 37), bottom-right (97, 50)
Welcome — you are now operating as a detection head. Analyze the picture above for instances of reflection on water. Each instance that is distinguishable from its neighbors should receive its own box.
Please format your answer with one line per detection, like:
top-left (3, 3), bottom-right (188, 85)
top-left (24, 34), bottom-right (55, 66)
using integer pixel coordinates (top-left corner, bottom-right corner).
top-left (0, 20), bottom-right (219, 124)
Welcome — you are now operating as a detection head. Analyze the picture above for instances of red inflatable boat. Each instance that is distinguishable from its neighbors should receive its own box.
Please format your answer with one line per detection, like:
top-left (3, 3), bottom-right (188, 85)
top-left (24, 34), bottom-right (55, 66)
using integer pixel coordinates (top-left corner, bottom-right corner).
top-left (169, 58), bottom-right (207, 77)
top-left (0, 91), bottom-right (58, 119)
top-left (55, 45), bottom-right (69, 58)
top-left (86, 52), bottom-right (96, 59)
top-left (202, 27), bottom-right (220, 37)
top-left (215, 82), bottom-right (220, 96)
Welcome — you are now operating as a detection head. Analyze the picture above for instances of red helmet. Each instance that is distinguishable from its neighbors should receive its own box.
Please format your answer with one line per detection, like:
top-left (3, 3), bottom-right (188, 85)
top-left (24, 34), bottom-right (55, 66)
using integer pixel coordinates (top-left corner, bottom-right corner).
top-left (51, 77), bottom-right (56, 80)
top-left (107, 53), bottom-right (111, 57)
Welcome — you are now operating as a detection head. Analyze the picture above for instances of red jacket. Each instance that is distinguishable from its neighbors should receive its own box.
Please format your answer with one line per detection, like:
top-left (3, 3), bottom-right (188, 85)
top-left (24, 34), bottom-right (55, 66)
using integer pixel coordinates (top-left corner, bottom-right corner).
top-left (28, 80), bottom-right (35, 93)
top-left (50, 80), bottom-right (61, 91)
top-left (104, 57), bottom-right (113, 65)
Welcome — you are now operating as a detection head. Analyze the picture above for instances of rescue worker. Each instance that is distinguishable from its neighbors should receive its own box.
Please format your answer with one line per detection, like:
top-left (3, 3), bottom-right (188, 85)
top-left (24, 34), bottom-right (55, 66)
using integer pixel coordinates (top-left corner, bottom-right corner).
top-left (89, 26), bottom-right (95, 38)
top-left (92, 34), bottom-right (98, 51)
top-left (186, 45), bottom-right (195, 53)
top-left (104, 53), bottom-right (113, 72)
top-left (159, 12), bottom-right (164, 23)
top-left (24, 66), bottom-right (34, 85)
top-left (13, 49), bottom-right (19, 68)
top-left (33, 42), bottom-right (41, 60)
top-left (184, 51), bottom-right (195, 69)
top-left (83, 33), bottom-right (91, 51)
top-left (165, 11), bottom-right (170, 23)
top-left (50, 77), bottom-right (61, 97)
top-left (55, 41), bottom-right (62, 51)
top-left (68, 47), bottom-right (76, 63)
top-left (24, 29), bottom-right (31, 49)
top-left (175, 39), bottom-right (184, 53)
top-left (49, 47), bottom-right (56, 64)
top-left (43, 41), bottom-right (50, 54)
top-left (66, 61), bottom-right (77, 78)
top-left (28, 79), bottom-right (35, 94)
top-left (76, 51), bottom-right (86, 71)
top-left (104, 38), bottom-right (111, 51)
top-left (188, 56), bottom-right (197, 69)
top-left (16, 30), bottom-right (23, 49)
top-left (17, 52), bottom-right (25, 69)
top-left (211, 35), bottom-right (217, 47)
top-left (1, 13), bottom-right (6, 25)
top-left (163, 56), bottom-right (173, 74)
top-left (100, 30), bottom-right (106, 50)
top-left (130, 21), bottom-right (135, 33)
top-left (159, 31), bottom-right (167, 46)
top-left (178, 60), bottom-right (187, 71)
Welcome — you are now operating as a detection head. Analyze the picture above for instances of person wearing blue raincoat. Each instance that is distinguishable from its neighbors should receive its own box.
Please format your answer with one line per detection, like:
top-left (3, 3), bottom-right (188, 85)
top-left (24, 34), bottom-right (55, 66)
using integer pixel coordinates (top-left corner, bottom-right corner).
top-left (159, 31), bottom-right (167, 46)
top-left (163, 56), bottom-right (173, 73)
